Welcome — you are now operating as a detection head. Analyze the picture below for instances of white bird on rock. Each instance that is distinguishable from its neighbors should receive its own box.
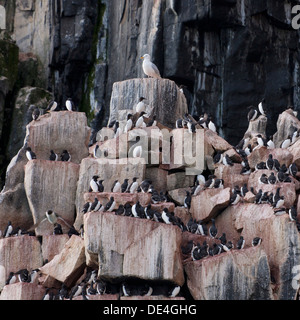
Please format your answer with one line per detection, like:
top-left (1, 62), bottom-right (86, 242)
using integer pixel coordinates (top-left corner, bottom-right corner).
top-left (141, 54), bottom-right (161, 79)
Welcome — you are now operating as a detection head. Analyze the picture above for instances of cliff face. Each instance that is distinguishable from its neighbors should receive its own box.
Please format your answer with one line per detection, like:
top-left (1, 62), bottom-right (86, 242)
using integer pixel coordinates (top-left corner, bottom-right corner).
top-left (1, 0), bottom-right (300, 161)
top-left (1, 0), bottom-right (300, 301)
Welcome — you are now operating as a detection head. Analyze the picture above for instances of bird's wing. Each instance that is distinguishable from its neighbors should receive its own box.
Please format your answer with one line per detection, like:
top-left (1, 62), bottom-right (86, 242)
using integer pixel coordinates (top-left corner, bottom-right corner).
top-left (151, 62), bottom-right (161, 77)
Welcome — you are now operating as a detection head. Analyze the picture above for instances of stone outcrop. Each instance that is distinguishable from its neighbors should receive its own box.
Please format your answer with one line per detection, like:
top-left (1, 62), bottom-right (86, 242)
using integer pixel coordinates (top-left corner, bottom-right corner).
top-left (109, 78), bottom-right (188, 129)
top-left (185, 247), bottom-right (273, 300)
top-left (84, 212), bottom-right (184, 286)
top-left (24, 160), bottom-right (80, 236)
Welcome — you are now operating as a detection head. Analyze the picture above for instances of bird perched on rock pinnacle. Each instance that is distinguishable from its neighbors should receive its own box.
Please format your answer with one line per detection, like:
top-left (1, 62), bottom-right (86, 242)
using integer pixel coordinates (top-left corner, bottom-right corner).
top-left (141, 54), bottom-right (161, 79)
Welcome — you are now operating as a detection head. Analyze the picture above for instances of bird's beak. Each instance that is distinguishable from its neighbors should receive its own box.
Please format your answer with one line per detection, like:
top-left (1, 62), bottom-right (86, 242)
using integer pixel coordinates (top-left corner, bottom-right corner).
top-left (141, 56), bottom-right (144, 59)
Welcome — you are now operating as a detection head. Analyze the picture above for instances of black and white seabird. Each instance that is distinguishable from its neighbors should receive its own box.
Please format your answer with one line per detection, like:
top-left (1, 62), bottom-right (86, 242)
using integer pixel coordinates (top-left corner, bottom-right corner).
top-left (230, 188), bottom-right (241, 205)
top-left (214, 179), bottom-right (224, 189)
top-left (254, 189), bottom-right (263, 204)
top-left (213, 151), bottom-right (223, 165)
top-left (26, 147), bottom-right (37, 161)
top-left (114, 121), bottom-right (121, 138)
top-left (252, 237), bottom-right (262, 247)
top-left (259, 174), bottom-right (269, 184)
top-left (66, 98), bottom-right (75, 111)
top-left (135, 112), bottom-right (147, 128)
top-left (90, 176), bottom-right (100, 192)
top-left (267, 136), bottom-right (275, 149)
top-left (204, 175), bottom-right (216, 189)
top-left (168, 285), bottom-right (181, 298)
top-left (223, 154), bottom-right (234, 166)
top-left (274, 207), bottom-right (287, 216)
top-left (82, 202), bottom-right (92, 214)
top-left (32, 107), bottom-right (40, 121)
top-left (289, 163), bottom-right (298, 177)
top-left (245, 144), bottom-right (252, 156)
top-left (4, 221), bottom-right (13, 238)
top-left (121, 179), bottom-right (129, 193)
top-left (61, 150), bottom-right (71, 162)
top-left (49, 150), bottom-right (58, 161)
top-left (240, 165), bottom-right (251, 175)
top-left (147, 116), bottom-right (157, 127)
top-left (6, 272), bottom-right (17, 285)
top-left (247, 107), bottom-right (258, 122)
top-left (219, 233), bottom-right (227, 245)
top-left (289, 206), bottom-right (297, 221)
top-left (187, 120), bottom-right (196, 133)
top-left (273, 196), bottom-right (285, 209)
top-left (46, 210), bottom-right (58, 224)
top-left (162, 208), bottom-right (173, 225)
top-left (258, 99), bottom-right (266, 116)
top-left (46, 100), bottom-right (59, 112)
top-left (241, 184), bottom-right (249, 197)
top-left (124, 114), bottom-right (133, 133)
top-left (222, 241), bottom-right (234, 252)
top-left (266, 154), bottom-right (274, 170)
top-left (209, 219), bottom-right (218, 238)
top-left (236, 236), bottom-right (245, 250)
top-left (98, 180), bottom-right (104, 193)
top-left (184, 191), bottom-right (191, 210)
top-left (90, 198), bottom-right (101, 212)
top-left (208, 117), bottom-right (217, 133)
top-left (281, 135), bottom-right (292, 149)
top-left (16, 269), bottom-right (30, 283)
top-left (104, 197), bottom-right (116, 212)
top-left (128, 177), bottom-right (139, 194)
top-left (115, 205), bottom-right (125, 216)
top-left (111, 180), bottom-right (121, 193)
top-left (268, 172), bottom-right (277, 185)
top-left (136, 97), bottom-right (147, 113)
top-left (140, 179), bottom-right (152, 193)
top-left (53, 223), bottom-right (63, 235)
top-left (176, 119), bottom-right (185, 129)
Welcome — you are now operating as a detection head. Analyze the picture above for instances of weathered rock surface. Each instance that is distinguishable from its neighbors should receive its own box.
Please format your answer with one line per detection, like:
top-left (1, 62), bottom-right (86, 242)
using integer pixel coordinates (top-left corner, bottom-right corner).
top-left (214, 164), bottom-right (249, 190)
top-left (0, 283), bottom-right (45, 301)
top-left (84, 212), bottom-right (184, 286)
top-left (41, 235), bottom-right (70, 263)
top-left (273, 110), bottom-right (300, 148)
top-left (185, 247), bottom-right (273, 300)
top-left (247, 170), bottom-right (296, 208)
top-left (0, 236), bottom-right (43, 291)
top-left (24, 111), bottom-right (91, 164)
top-left (39, 236), bottom-right (86, 288)
top-left (190, 188), bottom-right (231, 221)
top-left (24, 160), bottom-right (80, 236)
top-left (109, 78), bottom-right (188, 130)
top-left (75, 157), bottom-right (146, 229)
top-left (216, 203), bottom-right (300, 300)
top-left (247, 147), bottom-right (293, 170)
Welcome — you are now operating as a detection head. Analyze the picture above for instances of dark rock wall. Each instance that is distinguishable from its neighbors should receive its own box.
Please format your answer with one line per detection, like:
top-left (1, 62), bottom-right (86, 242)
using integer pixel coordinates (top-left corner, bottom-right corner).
top-left (1, 0), bottom-right (300, 175)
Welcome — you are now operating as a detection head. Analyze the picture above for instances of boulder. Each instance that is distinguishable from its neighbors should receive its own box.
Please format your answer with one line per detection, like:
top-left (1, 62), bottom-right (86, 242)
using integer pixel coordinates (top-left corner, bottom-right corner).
top-left (244, 115), bottom-right (268, 139)
top-left (216, 203), bottom-right (300, 300)
top-left (0, 183), bottom-right (33, 233)
top-left (0, 283), bottom-right (45, 300)
top-left (41, 235), bottom-right (70, 263)
top-left (24, 111), bottom-right (91, 164)
top-left (204, 129), bottom-right (232, 152)
top-left (24, 160), bottom-right (80, 235)
top-left (273, 110), bottom-right (300, 148)
top-left (0, 236), bottom-right (43, 291)
top-left (145, 167), bottom-right (168, 191)
top-left (185, 247), bottom-right (273, 300)
top-left (39, 236), bottom-right (86, 288)
top-left (84, 212), bottom-right (184, 285)
top-left (174, 207), bottom-right (191, 226)
top-left (247, 170), bottom-right (296, 207)
top-left (75, 157), bottom-right (146, 230)
top-left (167, 172), bottom-right (195, 191)
top-left (288, 139), bottom-right (300, 168)
top-left (214, 163), bottom-right (249, 190)
top-left (109, 78), bottom-right (188, 129)
top-left (168, 188), bottom-right (192, 206)
top-left (190, 188), bottom-right (231, 221)
top-left (247, 147), bottom-right (293, 170)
